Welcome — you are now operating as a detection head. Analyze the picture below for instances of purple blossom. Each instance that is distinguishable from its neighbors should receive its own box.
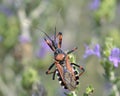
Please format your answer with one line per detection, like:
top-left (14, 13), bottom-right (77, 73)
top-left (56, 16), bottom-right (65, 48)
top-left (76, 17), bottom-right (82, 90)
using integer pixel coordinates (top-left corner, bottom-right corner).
top-left (19, 34), bottom-right (31, 43)
top-left (93, 44), bottom-right (101, 57)
top-left (89, 0), bottom-right (100, 10)
top-left (109, 48), bottom-right (120, 67)
top-left (0, 5), bottom-right (13, 16)
top-left (36, 40), bottom-right (50, 58)
top-left (83, 44), bottom-right (101, 58)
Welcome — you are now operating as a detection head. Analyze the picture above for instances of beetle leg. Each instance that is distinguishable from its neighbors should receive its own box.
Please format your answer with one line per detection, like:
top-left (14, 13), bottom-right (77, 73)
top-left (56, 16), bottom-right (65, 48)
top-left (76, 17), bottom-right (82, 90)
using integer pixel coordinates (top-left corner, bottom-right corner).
top-left (65, 55), bottom-right (74, 74)
top-left (57, 32), bottom-right (62, 48)
top-left (71, 63), bottom-right (85, 77)
top-left (44, 38), bottom-right (55, 51)
top-left (67, 47), bottom-right (78, 54)
top-left (46, 63), bottom-right (55, 74)
top-left (52, 70), bottom-right (56, 80)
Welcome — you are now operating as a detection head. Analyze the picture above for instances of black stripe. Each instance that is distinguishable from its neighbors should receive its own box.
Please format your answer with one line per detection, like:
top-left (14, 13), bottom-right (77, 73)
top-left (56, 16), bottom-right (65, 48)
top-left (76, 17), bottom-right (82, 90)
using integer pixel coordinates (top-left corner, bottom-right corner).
top-left (74, 71), bottom-right (78, 75)
top-left (76, 81), bottom-right (79, 85)
top-left (72, 66), bottom-right (76, 70)
top-left (56, 72), bottom-right (60, 76)
top-left (64, 86), bottom-right (68, 89)
top-left (61, 82), bottom-right (65, 86)
top-left (58, 77), bottom-right (62, 81)
top-left (76, 76), bottom-right (79, 80)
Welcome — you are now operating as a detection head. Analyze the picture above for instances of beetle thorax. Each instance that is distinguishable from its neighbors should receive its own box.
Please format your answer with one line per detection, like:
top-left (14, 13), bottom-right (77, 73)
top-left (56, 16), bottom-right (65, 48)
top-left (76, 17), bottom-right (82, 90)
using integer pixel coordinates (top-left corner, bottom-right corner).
top-left (54, 48), bottom-right (66, 61)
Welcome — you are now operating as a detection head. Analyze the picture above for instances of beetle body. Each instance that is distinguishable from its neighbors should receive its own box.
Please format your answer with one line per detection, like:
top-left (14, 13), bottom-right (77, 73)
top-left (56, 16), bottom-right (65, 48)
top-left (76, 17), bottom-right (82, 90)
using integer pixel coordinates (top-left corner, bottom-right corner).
top-left (42, 30), bottom-right (85, 91)
top-left (56, 63), bottom-right (80, 91)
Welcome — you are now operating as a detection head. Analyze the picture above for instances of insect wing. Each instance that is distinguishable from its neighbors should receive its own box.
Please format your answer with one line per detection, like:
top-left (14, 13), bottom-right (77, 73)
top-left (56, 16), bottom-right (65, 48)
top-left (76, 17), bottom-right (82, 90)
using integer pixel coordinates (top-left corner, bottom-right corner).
top-left (55, 63), bottom-right (68, 89)
top-left (63, 66), bottom-right (77, 91)
top-left (64, 55), bottom-right (79, 91)
top-left (56, 62), bottom-right (80, 91)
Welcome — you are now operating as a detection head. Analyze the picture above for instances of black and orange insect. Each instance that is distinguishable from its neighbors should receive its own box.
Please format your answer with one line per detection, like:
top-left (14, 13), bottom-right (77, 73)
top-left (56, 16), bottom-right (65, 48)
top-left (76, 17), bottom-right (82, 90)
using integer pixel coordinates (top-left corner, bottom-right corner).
top-left (42, 28), bottom-right (85, 91)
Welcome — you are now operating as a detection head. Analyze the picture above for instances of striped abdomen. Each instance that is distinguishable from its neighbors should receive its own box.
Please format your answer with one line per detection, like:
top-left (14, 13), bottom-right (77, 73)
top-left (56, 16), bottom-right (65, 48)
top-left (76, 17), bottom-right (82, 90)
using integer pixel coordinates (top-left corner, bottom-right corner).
top-left (56, 64), bottom-right (79, 91)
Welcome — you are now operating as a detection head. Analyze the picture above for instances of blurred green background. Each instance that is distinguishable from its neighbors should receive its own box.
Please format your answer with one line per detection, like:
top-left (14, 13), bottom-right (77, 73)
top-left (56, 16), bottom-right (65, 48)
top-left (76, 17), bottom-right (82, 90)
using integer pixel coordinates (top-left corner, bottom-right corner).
top-left (0, 0), bottom-right (120, 96)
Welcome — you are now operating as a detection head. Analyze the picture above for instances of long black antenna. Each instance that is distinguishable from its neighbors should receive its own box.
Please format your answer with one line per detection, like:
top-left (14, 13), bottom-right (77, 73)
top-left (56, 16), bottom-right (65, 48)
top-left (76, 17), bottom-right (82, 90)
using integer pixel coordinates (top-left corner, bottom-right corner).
top-left (54, 8), bottom-right (62, 42)
top-left (39, 28), bottom-right (53, 42)
top-left (54, 27), bottom-right (56, 41)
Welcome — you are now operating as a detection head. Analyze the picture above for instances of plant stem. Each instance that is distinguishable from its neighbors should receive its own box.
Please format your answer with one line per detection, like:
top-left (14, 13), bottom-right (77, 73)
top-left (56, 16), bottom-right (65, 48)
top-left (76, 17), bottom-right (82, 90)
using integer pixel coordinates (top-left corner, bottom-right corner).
top-left (110, 71), bottom-right (119, 96)
top-left (72, 91), bottom-right (77, 96)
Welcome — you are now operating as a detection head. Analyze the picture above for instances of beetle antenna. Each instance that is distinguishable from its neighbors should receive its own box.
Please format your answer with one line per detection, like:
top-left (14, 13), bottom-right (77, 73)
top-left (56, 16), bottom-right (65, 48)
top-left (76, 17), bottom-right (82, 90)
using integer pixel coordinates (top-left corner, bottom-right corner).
top-left (54, 8), bottom-right (62, 42)
top-left (54, 27), bottom-right (56, 41)
top-left (40, 29), bottom-right (53, 42)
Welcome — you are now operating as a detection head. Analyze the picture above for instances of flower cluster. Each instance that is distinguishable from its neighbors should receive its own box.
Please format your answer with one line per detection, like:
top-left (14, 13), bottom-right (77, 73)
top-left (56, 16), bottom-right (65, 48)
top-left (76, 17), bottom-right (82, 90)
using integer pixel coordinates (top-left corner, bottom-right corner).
top-left (83, 40), bottom-right (120, 96)
top-left (83, 44), bottom-right (120, 68)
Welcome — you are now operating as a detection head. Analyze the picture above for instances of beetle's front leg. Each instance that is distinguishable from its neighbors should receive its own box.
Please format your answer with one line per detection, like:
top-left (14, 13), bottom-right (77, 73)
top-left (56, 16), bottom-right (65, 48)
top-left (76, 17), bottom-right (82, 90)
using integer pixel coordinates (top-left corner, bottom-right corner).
top-left (46, 63), bottom-right (55, 74)
top-left (67, 47), bottom-right (78, 54)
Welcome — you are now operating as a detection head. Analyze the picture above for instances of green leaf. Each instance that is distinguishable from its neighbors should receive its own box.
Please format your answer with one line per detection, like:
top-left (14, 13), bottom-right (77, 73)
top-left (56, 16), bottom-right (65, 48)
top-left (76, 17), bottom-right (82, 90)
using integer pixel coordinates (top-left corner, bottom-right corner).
top-left (83, 85), bottom-right (94, 96)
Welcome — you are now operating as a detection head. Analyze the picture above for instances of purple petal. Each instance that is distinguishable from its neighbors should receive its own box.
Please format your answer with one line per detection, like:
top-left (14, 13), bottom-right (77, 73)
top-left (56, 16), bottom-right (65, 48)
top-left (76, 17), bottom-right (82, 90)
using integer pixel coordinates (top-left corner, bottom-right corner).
top-left (109, 56), bottom-right (114, 62)
top-left (83, 49), bottom-right (94, 58)
top-left (93, 44), bottom-right (101, 57)
top-left (89, 0), bottom-right (100, 10)
top-left (94, 44), bottom-right (100, 52)
top-left (113, 60), bottom-right (119, 67)
top-left (109, 48), bottom-right (120, 67)
top-left (36, 47), bottom-right (46, 58)
top-left (83, 44), bottom-right (101, 58)
top-left (36, 40), bottom-right (50, 58)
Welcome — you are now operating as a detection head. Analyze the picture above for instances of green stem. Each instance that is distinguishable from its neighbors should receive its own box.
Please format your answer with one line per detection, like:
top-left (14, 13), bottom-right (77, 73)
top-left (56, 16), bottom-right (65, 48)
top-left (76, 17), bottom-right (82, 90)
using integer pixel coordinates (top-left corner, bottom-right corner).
top-left (110, 71), bottom-right (119, 96)
top-left (65, 91), bottom-right (77, 96)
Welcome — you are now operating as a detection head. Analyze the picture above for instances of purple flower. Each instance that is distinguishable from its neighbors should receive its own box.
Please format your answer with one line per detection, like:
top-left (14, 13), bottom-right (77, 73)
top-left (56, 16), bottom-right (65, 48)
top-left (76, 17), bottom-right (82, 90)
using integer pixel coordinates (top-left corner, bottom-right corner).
top-left (93, 44), bottom-right (101, 57)
top-left (19, 34), bottom-right (31, 43)
top-left (83, 44), bottom-right (101, 58)
top-left (0, 5), bottom-right (13, 16)
top-left (89, 0), bottom-right (100, 10)
top-left (36, 40), bottom-right (50, 58)
top-left (109, 48), bottom-right (120, 67)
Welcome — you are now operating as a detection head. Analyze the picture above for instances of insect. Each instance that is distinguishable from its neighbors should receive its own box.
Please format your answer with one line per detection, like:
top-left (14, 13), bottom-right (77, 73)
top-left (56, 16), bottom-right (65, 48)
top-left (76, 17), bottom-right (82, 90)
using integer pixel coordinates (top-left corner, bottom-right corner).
top-left (42, 28), bottom-right (85, 91)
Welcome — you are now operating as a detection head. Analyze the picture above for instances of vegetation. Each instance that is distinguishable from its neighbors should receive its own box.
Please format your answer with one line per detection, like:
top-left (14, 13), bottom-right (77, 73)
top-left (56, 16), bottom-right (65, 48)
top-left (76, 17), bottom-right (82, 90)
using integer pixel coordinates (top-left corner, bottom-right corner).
top-left (0, 0), bottom-right (120, 96)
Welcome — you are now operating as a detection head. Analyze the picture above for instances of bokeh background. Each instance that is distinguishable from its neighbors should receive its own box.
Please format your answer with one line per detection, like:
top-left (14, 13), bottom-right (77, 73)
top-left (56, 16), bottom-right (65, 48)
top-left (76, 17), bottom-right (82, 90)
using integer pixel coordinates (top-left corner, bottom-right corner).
top-left (0, 0), bottom-right (120, 96)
